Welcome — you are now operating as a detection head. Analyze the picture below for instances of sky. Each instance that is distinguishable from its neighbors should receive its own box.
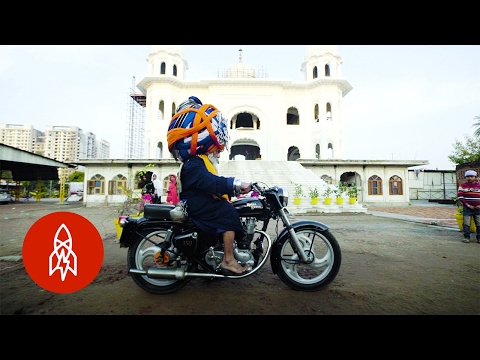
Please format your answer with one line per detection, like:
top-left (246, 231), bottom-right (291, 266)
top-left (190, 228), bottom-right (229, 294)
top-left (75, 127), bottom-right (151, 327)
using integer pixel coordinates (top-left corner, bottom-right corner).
top-left (0, 45), bottom-right (478, 170)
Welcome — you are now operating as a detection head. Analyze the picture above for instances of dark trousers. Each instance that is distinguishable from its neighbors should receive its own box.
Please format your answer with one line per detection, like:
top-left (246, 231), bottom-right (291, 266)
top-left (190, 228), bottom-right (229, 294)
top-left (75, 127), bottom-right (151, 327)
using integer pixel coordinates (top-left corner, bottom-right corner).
top-left (462, 206), bottom-right (480, 239)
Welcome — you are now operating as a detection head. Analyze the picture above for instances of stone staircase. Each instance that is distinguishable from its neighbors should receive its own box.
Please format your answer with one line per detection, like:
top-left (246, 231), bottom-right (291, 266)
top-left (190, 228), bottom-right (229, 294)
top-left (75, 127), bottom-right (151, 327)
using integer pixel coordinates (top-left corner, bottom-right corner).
top-left (218, 160), bottom-right (367, 214)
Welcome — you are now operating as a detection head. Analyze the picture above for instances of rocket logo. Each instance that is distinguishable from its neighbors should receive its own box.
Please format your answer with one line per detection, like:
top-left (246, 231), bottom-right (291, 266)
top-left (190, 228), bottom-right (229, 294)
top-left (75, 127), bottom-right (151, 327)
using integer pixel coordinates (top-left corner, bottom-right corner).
top-left (23, 212), bottom-right (104, 294)
top-left (49, 224), bottom-right (77, 281)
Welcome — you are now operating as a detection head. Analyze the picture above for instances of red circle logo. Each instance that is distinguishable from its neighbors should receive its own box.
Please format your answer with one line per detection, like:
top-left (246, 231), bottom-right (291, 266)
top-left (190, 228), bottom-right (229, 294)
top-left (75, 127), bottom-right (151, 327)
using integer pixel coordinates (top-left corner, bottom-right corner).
top-left (22, 212), bottom-right (104, 294)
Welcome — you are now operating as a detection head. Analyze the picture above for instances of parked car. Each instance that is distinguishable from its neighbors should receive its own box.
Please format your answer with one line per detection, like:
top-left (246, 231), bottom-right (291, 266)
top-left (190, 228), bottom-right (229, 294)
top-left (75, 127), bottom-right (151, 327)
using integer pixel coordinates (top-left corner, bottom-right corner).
top-left (0, 192), bottom-right (14, 204)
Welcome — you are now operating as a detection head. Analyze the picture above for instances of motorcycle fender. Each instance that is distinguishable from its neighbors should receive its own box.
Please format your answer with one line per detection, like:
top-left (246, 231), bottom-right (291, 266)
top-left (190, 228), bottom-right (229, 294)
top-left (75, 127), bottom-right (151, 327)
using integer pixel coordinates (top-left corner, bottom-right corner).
top-left (119, 218), bottom-right (172, 248)
top-left (270, 220), bottom-right (330, 274)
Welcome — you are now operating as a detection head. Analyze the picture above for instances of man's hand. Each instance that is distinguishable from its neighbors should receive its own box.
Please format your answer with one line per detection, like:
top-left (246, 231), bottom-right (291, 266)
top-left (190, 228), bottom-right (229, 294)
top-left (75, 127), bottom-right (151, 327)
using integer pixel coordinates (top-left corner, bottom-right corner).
top-left (239, 182), bottom-right (252, 194)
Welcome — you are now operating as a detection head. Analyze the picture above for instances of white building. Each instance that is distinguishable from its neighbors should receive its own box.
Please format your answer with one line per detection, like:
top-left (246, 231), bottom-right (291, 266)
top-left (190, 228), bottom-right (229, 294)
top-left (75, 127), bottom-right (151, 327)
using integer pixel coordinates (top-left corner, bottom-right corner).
top-left (96, 138), bottom-right (110, 159)
top-left (138, 45), bottom-right (352, 162)
top-left (0, 123), bottom-right (39, 153)
top-left (79, 45), bottom-right (430, 210)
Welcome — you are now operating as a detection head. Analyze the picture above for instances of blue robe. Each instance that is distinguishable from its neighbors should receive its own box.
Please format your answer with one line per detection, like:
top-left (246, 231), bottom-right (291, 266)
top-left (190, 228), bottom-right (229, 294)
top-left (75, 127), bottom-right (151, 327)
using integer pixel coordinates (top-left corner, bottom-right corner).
top-left (180, 156), bottom-right (243, 234)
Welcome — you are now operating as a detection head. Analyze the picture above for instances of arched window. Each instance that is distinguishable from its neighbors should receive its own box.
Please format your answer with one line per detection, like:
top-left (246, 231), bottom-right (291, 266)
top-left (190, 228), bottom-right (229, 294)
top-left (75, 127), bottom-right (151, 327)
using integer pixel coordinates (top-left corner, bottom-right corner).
top-left (109, 174), bottom-right (127, 195)
top-left (315, 144), bottom-right (320, 159)
top-left (321, 174), bottom-right (333, 184)
top-left (287, 146), bottom-right (300, 161)
top-left (286, 107), bottom-right (300, 125)
top-left (171, 102), bottom-right (176, 117)
top-left (87, 174), bottom-right (105, 195)
top-left (160, 62), bottom-right (166, 74)
top-left (368, 175), bottom-right (383, 195)
top-left (327, 143), bottom-right (333, 159)
top-left (313, 66), bottom-right (318, 79)
top-left (157, 141), bottom-right (163, 159)
top-left (326, 102), bottom-right (332, 121)
top-left (173, 65), bottom-right (177, 77)
top-left (314, 104), bottom-right (319, 122)
top-left (236, 113), bottom-right (254, 128)
top-left (389, 175), bottom-right (403, 195)
top-left (325, 64), bottom-right (330, 77)
top-left (158, 100), bottom-right (164, 120)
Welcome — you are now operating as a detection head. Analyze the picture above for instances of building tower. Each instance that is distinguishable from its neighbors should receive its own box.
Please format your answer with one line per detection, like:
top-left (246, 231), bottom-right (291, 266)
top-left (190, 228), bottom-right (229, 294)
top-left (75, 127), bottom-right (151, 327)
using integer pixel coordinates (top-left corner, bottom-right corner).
top-left (124, 76), bottom-right (145, 159)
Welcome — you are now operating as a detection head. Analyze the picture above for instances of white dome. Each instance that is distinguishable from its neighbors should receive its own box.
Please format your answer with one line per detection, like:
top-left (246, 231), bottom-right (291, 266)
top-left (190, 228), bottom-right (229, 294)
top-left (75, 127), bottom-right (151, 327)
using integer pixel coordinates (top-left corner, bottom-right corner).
top-left (225, 61), bottom-right (256, 78)
top-left (150, 45), bottom-right (184, 57)
top-left (305, 45), bottom-right (339, 59)
top-left (225, 49), bottom-right (256, 78)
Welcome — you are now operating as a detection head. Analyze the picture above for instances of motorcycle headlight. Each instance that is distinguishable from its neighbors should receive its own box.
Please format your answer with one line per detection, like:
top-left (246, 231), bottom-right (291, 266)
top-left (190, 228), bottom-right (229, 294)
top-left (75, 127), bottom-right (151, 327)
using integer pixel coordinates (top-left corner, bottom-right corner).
top-left (279, 187), bottom-right (289, 207)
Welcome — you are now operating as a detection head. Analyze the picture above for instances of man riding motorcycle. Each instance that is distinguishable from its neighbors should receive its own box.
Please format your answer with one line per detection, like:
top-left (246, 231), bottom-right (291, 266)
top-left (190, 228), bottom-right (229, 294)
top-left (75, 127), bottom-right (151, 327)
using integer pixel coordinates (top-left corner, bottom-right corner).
top-left (167, 96), bottom-right (252, 275)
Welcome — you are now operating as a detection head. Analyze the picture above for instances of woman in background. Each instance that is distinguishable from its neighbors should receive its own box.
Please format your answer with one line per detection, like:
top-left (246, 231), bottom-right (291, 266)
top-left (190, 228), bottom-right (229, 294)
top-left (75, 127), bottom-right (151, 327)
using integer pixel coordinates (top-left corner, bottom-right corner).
top-left (152, 172), bottom-right (163, 203)
top-left (139, 171), bottom-right (155, 211)
top-left (166, 174), bottom-right (179, 205)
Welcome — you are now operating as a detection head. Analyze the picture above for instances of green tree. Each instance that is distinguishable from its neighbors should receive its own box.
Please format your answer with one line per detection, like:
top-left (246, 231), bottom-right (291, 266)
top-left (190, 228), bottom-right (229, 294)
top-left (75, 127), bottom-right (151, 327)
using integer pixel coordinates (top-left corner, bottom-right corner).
top-left (448, 134), bottom-right (480, 165)
top-left (473, 115), bottom-right (480, 137)
top-left (68, 171), bottom-right (84, 182)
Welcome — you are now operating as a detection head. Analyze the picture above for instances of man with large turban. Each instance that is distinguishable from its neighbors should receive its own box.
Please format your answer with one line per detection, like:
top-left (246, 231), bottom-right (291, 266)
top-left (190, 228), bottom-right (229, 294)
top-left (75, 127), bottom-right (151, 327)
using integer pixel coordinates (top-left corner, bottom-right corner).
top-left (167, 96), bottom-right (252, 275)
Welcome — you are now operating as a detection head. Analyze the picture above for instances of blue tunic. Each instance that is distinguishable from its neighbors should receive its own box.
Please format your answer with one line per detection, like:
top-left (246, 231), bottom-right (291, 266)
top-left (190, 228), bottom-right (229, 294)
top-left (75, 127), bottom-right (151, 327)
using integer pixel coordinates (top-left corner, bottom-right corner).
top-left (180, 156), bottom-right (243, 234)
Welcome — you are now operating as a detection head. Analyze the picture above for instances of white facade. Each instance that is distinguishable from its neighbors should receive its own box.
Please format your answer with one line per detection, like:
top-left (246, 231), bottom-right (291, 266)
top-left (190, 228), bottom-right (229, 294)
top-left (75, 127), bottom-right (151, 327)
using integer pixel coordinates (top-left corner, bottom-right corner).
top-left (137, 45), bottom-right (352, 162)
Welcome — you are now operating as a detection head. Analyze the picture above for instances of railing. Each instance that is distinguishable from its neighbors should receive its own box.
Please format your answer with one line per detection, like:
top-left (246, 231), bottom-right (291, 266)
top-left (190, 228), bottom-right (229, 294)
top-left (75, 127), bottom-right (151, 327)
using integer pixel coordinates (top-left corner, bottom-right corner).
top-left (410, 189), bottom-right (457, 201)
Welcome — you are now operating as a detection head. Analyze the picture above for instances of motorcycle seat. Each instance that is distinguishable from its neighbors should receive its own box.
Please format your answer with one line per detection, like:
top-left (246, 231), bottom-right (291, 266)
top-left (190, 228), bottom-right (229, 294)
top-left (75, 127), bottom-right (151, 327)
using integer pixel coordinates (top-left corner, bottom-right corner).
top-left (144, 204), bottom-right (176, 220)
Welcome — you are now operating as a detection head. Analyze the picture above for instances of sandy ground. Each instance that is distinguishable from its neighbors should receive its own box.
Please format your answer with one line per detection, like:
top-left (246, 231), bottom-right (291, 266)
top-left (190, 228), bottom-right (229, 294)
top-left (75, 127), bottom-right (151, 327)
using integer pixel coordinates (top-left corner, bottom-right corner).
top-left (0, 199), bottom-right (478, 315)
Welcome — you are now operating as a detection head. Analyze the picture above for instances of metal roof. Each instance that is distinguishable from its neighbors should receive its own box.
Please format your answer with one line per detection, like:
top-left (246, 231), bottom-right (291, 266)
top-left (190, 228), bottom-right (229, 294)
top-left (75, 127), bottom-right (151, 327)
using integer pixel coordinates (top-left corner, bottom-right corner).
top-left (0, 143), bottom-right (74, 181)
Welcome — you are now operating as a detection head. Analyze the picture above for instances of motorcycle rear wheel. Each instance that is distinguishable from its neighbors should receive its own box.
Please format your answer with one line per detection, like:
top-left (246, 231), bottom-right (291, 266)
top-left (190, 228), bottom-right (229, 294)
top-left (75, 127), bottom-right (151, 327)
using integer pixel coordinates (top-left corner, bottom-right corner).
top-left (127, 229), bottom-right (189, 294)
top-left (275, 227), bottom-right (341, 292)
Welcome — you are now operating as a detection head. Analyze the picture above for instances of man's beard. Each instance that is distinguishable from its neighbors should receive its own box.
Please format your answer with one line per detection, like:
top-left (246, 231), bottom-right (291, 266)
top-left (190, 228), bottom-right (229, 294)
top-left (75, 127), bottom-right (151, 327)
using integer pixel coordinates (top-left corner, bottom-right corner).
top-left (207, 153), bottom-right (219, 172)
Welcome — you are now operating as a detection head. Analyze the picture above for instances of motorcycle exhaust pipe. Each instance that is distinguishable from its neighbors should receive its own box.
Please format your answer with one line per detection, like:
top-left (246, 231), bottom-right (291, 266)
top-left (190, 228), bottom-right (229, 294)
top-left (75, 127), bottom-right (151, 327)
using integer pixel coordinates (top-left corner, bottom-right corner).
top-left (129, 268), bottom-right (227, 279)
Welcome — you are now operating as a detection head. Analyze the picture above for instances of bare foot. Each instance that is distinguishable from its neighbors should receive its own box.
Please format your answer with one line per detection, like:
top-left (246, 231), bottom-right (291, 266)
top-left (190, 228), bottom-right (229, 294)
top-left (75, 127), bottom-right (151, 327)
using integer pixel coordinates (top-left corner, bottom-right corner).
top-left (221, 260), bottom-right (249, 274)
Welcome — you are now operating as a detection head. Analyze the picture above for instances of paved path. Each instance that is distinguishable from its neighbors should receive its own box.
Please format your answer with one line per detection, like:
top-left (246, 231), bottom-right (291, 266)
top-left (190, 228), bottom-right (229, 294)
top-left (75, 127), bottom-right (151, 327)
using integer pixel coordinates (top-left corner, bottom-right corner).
top-left (367, 201), bottom-right (459, 229)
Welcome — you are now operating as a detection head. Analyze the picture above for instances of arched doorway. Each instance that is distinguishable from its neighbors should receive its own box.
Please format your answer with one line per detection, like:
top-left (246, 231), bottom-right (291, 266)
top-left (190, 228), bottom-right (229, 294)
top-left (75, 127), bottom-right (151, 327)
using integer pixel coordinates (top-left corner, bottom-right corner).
top-left (230, 138), bottom-right (261, 160)
top-left (340, 171), bottom-right (363, 202)
top-left (287, 146), bottom-right (300, 161)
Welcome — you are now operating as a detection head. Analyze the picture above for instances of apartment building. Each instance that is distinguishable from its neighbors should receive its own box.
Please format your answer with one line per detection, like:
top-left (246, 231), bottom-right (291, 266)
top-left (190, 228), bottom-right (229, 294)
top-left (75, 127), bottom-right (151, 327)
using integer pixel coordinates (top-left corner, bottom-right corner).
top-left (0, 124), bottom-right (41, 154)
top-left (0, 123), bottom-right (111, 168)
top-left (96, 137), bottom-right (110, 159)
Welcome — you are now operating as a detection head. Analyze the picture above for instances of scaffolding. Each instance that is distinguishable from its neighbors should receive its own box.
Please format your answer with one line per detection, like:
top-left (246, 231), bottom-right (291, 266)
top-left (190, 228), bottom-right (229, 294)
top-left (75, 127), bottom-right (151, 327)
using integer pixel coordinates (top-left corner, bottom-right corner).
top-left (124, 76), bottom-right (146, 159)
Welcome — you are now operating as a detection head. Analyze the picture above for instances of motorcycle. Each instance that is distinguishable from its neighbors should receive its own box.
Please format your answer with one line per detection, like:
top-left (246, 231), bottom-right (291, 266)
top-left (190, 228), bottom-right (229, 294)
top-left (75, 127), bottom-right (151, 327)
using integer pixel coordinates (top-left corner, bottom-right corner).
top-left (118, 182), bottom-right (341, 294)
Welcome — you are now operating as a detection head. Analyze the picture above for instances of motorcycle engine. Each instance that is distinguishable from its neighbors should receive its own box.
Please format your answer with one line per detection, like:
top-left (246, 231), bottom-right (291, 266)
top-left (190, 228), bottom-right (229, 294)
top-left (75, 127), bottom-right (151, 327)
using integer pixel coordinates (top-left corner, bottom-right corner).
top-left (204, 246), bottom-right (255, 268)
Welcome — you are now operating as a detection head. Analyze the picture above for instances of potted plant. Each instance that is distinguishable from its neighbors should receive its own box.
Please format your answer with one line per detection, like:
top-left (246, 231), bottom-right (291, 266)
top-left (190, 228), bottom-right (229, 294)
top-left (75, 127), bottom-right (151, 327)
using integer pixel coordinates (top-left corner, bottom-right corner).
top-left (323, 187), bottom-right (333, 205)
top-left (334, 189), bottom-right (344, 205)
top-left (291, 181), bottom-right (303, 205)
top-left (334, 181), bottom-right (347, 205)
top-left (347, 184), bottom-right (360, 204)
top-left (453, 197), bottom-right (476, 232)
top-left (309, 186), bottom-right (319, 205)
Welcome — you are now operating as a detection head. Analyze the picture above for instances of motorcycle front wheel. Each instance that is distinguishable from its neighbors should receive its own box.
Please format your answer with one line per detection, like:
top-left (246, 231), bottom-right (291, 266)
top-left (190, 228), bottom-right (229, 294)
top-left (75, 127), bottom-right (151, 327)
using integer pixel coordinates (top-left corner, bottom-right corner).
top-left (127, 229), bottom-right (189, 295)
top-left (274, 226), bottom-right (341, 292)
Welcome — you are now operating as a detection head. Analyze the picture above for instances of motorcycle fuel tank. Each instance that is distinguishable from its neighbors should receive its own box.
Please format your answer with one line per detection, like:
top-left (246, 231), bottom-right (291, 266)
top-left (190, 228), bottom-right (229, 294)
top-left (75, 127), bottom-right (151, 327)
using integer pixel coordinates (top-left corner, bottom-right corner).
top-left (233, 197), bottom-right (264, 216)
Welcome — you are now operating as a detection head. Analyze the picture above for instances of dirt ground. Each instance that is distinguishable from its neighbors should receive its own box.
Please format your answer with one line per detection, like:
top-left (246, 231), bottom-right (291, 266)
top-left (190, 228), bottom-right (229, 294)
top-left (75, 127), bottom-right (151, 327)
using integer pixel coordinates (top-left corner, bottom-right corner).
top-left (0, 199), bottom-right (479, 315)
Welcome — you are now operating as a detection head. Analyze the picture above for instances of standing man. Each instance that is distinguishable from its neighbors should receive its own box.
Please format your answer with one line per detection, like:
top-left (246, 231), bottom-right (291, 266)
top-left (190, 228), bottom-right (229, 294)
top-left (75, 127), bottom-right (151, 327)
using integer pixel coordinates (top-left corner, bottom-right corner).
top-left (457, 170), bottom-right (480, 243)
